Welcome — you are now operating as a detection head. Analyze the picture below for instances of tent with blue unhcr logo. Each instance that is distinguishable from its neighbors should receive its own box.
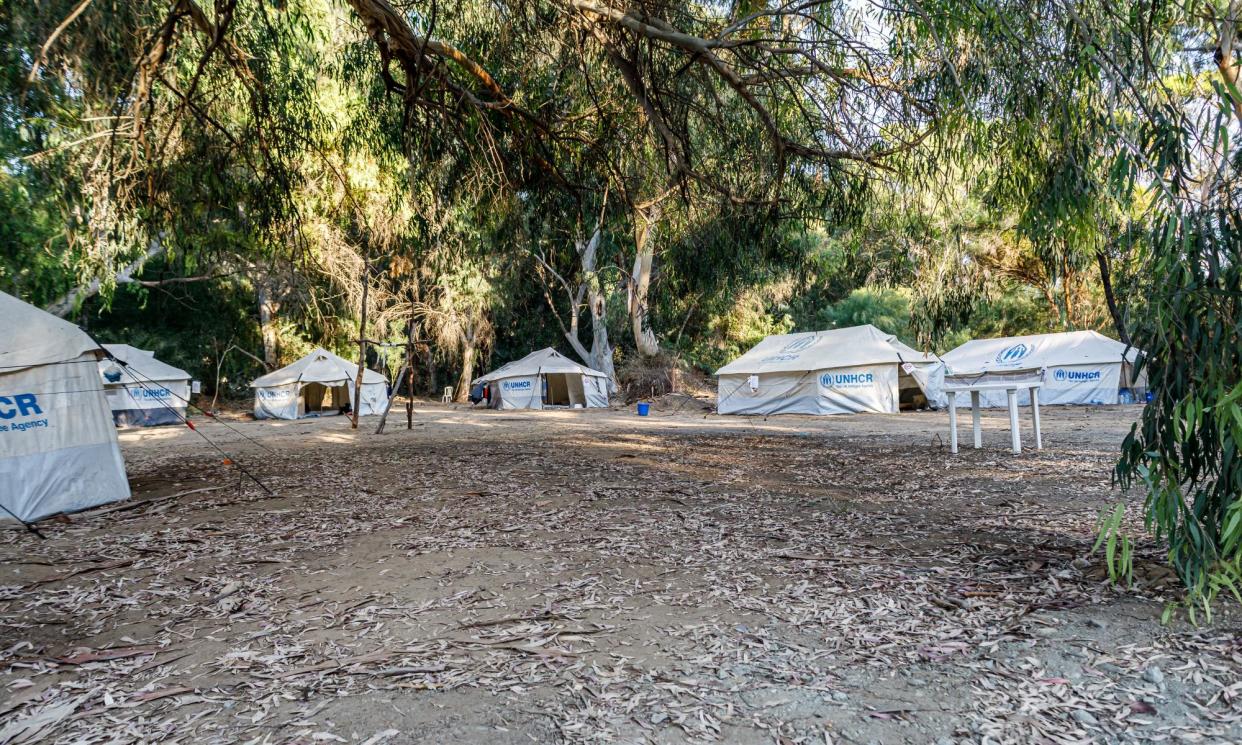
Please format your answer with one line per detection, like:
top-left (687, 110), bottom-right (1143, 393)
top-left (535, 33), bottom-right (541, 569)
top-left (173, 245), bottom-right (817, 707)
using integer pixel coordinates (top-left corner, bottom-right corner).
top-left (99, 344), bottom-right (192, 427)
top-left (472, 348), bottom-right (609, 410)
top-left (250, 347), bottom-right (388, 420)
top-left (0, 291), bottom-right (130, 524)
top-left (715, 325), bottom-right (944, 416)
top-left (941, 330), bottom-right (1146, 407)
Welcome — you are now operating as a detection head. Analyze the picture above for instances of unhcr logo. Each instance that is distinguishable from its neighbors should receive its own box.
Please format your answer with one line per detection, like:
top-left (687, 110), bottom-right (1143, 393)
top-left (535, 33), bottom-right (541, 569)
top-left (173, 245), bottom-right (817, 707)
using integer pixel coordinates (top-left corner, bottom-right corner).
top-left (0, 394), bottom-right (42, 419)
top-left (780, 337), bottom-right (816, 354)
top-left (502, 380), bottom-right (532, 391)
top-left (820, 372), bottom-right (874, 388)
top-left (995, 343), bottom-right (1033, 364)
top-left (1054, 368), bottom-right (1101, 382)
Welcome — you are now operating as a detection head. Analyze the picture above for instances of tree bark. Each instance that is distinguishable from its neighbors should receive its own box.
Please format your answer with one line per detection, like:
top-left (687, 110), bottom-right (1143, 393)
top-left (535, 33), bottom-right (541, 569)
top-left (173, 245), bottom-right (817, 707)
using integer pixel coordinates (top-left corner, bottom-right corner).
top-left (454, 331), bottom-right (476, 403)
top-left (629, 204), bottom-right (662, 358)
top-left (45, 237), bottom-right (165, 317)
top-left (1095, 250), bottom-right (1131, 347)
top-left (256, 279), bottom-right (281, 368)
top-left (1216, 1), bottom-right (1242, 125)
top-left (578, 225), bottom-right (618, 391)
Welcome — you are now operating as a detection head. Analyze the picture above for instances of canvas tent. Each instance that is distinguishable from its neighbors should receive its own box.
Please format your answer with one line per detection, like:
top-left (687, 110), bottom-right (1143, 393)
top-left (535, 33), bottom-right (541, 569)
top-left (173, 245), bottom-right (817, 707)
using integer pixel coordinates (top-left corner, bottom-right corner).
top-left (715, 325), bottom-right (944, 416)
top-left (0, 291), bottom-right (130, 523)
top-left (473, 348), bottom-right (609, 410)
top-left (98, 344), bottom-right (192, 427)
top-left (250, 348), bottom-right (387, 420)
top-left (941, 330), bottom-right (1146, 407)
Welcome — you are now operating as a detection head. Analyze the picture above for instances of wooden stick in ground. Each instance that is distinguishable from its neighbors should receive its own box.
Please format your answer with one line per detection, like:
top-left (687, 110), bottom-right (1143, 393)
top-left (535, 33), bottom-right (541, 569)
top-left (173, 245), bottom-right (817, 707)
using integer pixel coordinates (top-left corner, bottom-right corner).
top-left (406, 318), bottom-right (415, 429)
top-left (352, 267), bottom-right (369, 430)
top-left (374, 363), bottom-right (409, 434)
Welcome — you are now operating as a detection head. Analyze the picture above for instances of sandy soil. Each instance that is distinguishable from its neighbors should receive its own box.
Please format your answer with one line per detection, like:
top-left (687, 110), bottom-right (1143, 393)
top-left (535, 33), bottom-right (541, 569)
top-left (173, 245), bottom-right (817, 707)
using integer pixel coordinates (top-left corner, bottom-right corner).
top-left (2, 403), bottom-right (1240, 744)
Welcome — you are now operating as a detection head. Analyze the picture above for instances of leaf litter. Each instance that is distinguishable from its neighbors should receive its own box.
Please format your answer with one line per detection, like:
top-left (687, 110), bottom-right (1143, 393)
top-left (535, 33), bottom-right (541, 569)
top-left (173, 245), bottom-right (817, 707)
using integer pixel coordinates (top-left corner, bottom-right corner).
top-left (0, 406), bottom-right (1239, 743)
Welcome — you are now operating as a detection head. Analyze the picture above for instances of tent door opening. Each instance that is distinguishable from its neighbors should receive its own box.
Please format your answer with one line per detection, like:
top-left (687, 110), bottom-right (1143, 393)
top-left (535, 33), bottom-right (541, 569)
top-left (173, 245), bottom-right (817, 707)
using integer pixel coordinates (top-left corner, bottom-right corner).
top-left (898, 367), bottom-right (928, 411)
top-left (542, 373), bottom-right (585, 407)
top-left (301, 382), bottom-right (350, 416)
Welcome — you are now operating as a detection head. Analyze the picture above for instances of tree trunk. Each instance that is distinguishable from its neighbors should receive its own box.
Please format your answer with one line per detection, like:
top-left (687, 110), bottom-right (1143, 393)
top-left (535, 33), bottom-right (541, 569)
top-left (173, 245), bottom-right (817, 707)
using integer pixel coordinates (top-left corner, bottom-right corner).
top-left (424, 343), bottom-right (437, 397)
top-left (629, 204), bottom-right (662, 358)
top-left (454, 333), bottom-right (476, 403)
top-left (45, 237), bottom-right (165, 317)
top-left (352, 270), bottom-right (369, 429)
top-left (1095, 250), bottom-right (1131, 346)
top-left (256, 280), bottom-right (281, 368)
top-left (578, 225), bottom-right (618, 392)
top-left (374, 363), bottom-right (409, 434)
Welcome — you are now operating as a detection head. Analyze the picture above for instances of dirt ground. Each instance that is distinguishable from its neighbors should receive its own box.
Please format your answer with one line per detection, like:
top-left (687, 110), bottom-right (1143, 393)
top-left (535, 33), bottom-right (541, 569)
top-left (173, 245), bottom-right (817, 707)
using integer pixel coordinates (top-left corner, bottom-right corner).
top-left (2, 403), bottom-right (1241, 744)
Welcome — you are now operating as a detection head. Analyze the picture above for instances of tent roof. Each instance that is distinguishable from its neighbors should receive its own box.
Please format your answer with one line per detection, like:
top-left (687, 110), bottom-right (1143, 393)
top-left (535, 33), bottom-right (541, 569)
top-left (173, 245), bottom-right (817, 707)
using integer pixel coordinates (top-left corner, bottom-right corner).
top-left (100, 344), bottom-right (190, 384)
top-left (942, 330), bottom-right (1140, 375)
top-left (475, 347), bottom-right (608, 384)
top-left (251, 347), bottom-right (386, 388)
top-left (715, 325), bottom-right (939, 376)
top-left (0, 290), bottom-right (102, 371)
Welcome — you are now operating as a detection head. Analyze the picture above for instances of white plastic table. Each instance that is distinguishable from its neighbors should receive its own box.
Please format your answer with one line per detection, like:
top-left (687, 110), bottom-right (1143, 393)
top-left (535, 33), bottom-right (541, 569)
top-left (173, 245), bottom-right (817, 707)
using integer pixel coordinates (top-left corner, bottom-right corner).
top-left (944, 381), bottom-right (1042, 455)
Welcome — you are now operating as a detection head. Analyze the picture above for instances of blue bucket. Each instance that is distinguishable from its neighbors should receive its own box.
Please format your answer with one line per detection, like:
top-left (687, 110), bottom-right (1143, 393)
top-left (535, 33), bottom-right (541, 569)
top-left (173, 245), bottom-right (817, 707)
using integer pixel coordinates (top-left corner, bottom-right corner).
top-left (636, 402), bottom-right (650, 416)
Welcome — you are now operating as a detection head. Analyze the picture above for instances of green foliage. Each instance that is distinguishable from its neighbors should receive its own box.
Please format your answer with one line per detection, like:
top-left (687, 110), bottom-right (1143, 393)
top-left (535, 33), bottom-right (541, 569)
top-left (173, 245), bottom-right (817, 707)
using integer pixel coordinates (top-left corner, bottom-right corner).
top-left (1093, 503), bottom-right (1134, 588)
top-left (814, 288), bottom-right (911, 339)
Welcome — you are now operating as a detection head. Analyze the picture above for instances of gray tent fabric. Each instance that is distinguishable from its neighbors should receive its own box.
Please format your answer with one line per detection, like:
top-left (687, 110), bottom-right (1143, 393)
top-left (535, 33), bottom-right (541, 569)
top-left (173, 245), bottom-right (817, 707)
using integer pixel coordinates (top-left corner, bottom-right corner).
top-left (473, 348), bottom-right (609, 410)
top-left (715, 325), bottom-right (944, 415)
top-left (250, 348), bottom-right (387, 419)
top-left (99, 344), bottom-right (192, 427)
top-left (0, 292), bottom-right (130, 522)
top-left (942, 330), bottom-right (1146, 406)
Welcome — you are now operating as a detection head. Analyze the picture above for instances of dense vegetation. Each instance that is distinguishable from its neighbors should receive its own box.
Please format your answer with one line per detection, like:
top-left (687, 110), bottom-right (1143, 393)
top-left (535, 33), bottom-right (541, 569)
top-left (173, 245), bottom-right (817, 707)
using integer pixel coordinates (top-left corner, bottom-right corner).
top-left (2, 1), bottom-right (1239, 611)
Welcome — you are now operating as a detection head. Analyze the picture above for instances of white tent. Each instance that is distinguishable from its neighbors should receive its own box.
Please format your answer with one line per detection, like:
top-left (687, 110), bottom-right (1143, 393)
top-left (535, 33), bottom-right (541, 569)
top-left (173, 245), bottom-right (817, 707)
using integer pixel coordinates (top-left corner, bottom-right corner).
top-left (941, 330), bottom-right (1146, 407)
top-left (473, 348), bottom-right (609, 410)
top-left (250, 348), bottom-right (388, 420)
top-left (715, 325), bottom-right (944, 415)
top-left (99, 344), bottom-right (192, 427)
top-left (0, 292), bottom-right (130, 523)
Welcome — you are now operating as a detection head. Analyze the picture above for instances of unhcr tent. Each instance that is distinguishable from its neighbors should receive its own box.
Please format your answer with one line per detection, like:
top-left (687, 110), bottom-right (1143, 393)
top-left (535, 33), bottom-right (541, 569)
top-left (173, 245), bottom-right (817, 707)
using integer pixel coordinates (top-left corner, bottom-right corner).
top-left (99, 344), bottom-right (192, 427)
top-left (941, 330), bottom-right (1146, 407)
top-left (473, 348), bottom-right (609, 410)
top-left (250, 348), bottom-right (387, 420)
top-left (715, 325), bottom-right (944, 416)
top-left (0, 292), bottom-right (130, 523)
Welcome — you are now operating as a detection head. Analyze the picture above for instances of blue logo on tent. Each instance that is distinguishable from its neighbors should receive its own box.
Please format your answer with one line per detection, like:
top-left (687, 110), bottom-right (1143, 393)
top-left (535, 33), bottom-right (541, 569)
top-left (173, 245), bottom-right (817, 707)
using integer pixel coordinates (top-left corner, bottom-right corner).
top-left (1054, 368), bottom-right (1100, 382)
top-left (995, 343), bottom-right (1033, 364)
top-left (820, 372), bottom-right (874, 388)
top-left (0, 393), bottom-right (42, 420)
top-left (502, 380), bottom-right (532, 391)
top-left (0, 393), bottom-right (48, 432)
top-left (781, 337), bottom-right (816, 354)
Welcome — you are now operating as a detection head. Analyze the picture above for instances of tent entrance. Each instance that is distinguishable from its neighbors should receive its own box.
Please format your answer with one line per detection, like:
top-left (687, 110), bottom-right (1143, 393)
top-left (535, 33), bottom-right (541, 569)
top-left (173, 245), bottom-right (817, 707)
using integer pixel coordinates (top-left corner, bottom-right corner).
top-left (542, 373), bottom-right (585, 407)
top-left (301, 382), bottom-right (350, 416)
top-left (898, 367), bottom-right (928, 410)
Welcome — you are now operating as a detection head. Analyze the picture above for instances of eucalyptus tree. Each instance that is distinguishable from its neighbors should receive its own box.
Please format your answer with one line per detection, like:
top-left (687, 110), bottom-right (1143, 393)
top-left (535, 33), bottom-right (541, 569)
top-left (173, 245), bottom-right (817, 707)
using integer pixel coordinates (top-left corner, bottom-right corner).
top-left (5, 0), bottom-right (331, 369)
top-left (336, 0), bottom-right (949, 357)
top-left (902, 0), bottom-right (1242, 613)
